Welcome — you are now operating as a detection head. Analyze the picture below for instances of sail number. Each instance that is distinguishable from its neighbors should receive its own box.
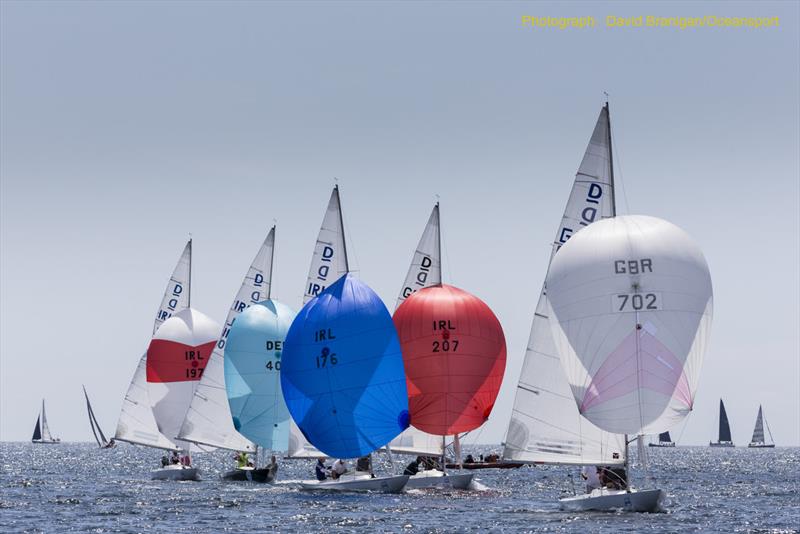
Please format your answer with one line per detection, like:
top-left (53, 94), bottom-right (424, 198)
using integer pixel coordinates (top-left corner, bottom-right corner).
top-left (185, 349), bottom-right (205, 378)
top-left (265, 340), bottom-right (282, 371)
top-left (316, 347), bottom-right (338, 368)
top-left (265, 360), bottom-right (281, 371)
top-left (432, 340), bottom-right (459, 352)
top-left (614, 292), bottom-right (661, 312)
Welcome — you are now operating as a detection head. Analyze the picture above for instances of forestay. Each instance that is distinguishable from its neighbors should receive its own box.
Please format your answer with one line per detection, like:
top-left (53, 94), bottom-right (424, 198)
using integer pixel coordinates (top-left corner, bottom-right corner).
top-left (225, 299), bottom-right (296, 451)
top-left (178, 229), bottom-right (277, 452)
top-left (503, 105), bottom-right (624, 465)
top-left (546, 215), bottom-right (714, 435)
top-left (282, 274), bottom-right (410, 459)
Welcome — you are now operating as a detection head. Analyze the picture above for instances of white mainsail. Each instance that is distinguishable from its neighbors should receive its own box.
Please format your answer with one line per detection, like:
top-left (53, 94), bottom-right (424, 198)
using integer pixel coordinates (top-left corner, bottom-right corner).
top-left (751, 406), bottom-right (765, 444)
top-left (153, 239), bottom-right (192, 335)
top-left (41, 400), bottom-right (54, 442)
top-left (546, 215), bottom-right (713, 436)
top-left (287, 186), bottom-right (350, 459)
top-left (388, 203), bottom-right (445, 457)
top-left (177, 229), bottom-right (277, 452)
top-left (303, 185), bottom-right (349, 304)
top-left (115, 240), bottom-right (193, 450)
top-left (503, 105), bottom-right (625, 465)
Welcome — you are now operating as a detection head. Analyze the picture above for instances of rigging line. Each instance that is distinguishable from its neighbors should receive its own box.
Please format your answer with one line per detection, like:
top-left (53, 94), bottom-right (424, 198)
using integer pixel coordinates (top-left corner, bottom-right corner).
top-left (607, 101), bottom-right (631, 216)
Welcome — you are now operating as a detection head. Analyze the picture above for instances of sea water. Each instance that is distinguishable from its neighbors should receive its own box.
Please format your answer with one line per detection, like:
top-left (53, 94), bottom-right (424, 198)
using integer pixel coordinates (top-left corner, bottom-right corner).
top-left (1, 443), bottom-right (797, 533)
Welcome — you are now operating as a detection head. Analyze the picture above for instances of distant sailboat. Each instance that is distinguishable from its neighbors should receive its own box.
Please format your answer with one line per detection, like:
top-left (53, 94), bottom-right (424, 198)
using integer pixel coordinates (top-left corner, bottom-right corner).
top-left (31, 399), bottom-right (60, 444)
top-left (747, 405), bottom-right (775, 448)
top-left (648, 432), bottom-right (675, 448)
top-left (709, 399), bottom-right (734, 447)
top-left (83, 386), bottom-right (114, 448)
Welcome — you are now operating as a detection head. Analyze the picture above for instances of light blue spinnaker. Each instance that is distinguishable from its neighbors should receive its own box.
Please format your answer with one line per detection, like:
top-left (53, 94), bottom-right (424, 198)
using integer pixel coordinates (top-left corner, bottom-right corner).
top-left (281, 273), bottom-right (410, 459)
top-left (224, 299), bottom-right (296, 451)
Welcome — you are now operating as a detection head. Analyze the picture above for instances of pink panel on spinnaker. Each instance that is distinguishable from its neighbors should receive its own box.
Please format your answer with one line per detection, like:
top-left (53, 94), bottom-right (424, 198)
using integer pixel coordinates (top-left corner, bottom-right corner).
top-left (580, 326), bottom-right (693, 414)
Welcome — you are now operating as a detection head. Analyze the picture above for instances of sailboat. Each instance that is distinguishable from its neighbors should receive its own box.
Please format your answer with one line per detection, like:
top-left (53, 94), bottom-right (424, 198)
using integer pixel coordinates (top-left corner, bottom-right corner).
top-left (709, 399), bottom-right (734, 447)
top-left (31, 399), bottom-right (60, 444)
top-left (83, 386), bottom-right (114, 448)
top-left (505, 103), bottom-right (713, 513)
top-left (648, 432), bottom-right (675, 448)
top-left (177, 227), bottom-right (285, 467)
top-left (390, 203), bottom-right (503, 490)
top-left (222, 226), bottom-right (297, 482)
top-left (114, 240), bottom-right (203, 480)
top-left (280, 185), bottom-right (411, 493)
top-left (748, 405), bottom-right (775, 448)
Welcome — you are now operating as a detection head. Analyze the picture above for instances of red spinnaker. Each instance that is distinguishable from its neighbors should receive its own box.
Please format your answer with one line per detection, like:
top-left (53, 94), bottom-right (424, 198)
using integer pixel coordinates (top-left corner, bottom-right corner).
top-left (393, 284), bottom-right (506, 435)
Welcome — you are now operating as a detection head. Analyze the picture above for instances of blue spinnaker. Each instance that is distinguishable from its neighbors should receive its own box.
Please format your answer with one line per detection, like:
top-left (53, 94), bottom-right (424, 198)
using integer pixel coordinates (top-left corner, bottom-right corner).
top-left (281, 273), bottom-right (410, 459)
top-left (224, 300), bottom-right (296, 451)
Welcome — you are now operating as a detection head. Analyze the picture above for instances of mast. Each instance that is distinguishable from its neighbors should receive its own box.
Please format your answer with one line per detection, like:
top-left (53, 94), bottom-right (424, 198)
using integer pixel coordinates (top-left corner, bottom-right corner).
top-left (267, 225), bottom-right (275, 300)
top-left (187, 237), bottom-right (192, 308)
top-left (435, 202), bottom-right (442, 284)
top-left (335, 185), bottom-right (349, 273)
top-left (606, 101), bottom-right (617, 218)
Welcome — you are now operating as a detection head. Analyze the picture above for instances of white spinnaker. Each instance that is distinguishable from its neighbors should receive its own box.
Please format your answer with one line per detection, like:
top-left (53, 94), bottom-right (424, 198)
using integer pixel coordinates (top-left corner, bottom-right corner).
top-left (115, 240), bottom-right (193, 450)
top-left (303, 185), bottom-right (349, 304)
top-left (177, 229), bottom-right (277, 452)
top-left (546, 215), bottom-right (713, 436)
top-left (115, 353), bottom-right (181, 450)
top-left (147, 308), bottom-right (220, 451)
top-left (153, 239), bottom-right (192, 335)
top-left (503, 105), bottom-right (625, 465)
top-left (389, 203), bottom-right (445, 457)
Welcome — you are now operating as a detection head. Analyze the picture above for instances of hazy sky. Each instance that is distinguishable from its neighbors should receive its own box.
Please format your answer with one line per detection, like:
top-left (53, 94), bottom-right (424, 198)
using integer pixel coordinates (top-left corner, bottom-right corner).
top-left (2, 1), bottom-right (798, 447)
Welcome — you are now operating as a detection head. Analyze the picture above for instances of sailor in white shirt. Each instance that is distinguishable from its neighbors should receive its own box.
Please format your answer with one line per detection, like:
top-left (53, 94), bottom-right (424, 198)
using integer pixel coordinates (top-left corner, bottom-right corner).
top-left (581, 465), bottom-right (602, 493)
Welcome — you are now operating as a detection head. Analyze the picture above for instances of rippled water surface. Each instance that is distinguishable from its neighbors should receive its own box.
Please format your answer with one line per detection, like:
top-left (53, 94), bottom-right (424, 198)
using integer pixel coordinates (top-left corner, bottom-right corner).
top-left (1, 443), bottom-right (797, 533)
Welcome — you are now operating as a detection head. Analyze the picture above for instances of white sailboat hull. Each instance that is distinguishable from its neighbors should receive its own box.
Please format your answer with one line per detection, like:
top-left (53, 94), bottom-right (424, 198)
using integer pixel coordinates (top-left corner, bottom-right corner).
top-left (150, 465), bottom-right (200, 481)
top-left (299, 473), bottom-right (409, 493)
top-left (709, 441), bottom-right (735, 448)
top-left (31, 439), bottom-right (61, 444)
top-left (748, 442), bottom-right (775, 448)
top-left (405, 469), bottom-right (473, 490)
top-left (559, 488), bottom-right (664, 513)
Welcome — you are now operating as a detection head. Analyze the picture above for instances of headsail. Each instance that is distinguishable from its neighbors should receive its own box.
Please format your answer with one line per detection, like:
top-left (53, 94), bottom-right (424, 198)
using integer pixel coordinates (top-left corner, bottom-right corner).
top-left (658, 432), bottom-right (672, 443)
top-left (719, 399), bottom-right (732, 443)
top-left (178, 229), bottom-right (277, 452)
top-left (282, 274), bottom-right (410, 459)
top-left (503, 105), bottom-right (624, 465)
top-left (32, 415), bottom-right (42, 441)
top-left (547, 215), bottom-right (714, 435)
top-left (303, 185), bottom-right (348, 304)
top-left (146, 308), bottom-right (219, 451)
top-left (115, 241), bottom-right (194, 450)
top-left (225, 299), bottom-right (296, 451)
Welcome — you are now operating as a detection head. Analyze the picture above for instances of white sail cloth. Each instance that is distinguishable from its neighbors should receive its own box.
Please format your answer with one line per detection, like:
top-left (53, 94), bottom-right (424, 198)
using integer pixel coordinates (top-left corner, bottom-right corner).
top-left (116, 239), bottom-right (193, 450)
top-left (546, 215), bottom-right (713, 436)
top-left (503, 105), bottom-right (624, 465)
top-left (303, 186), bottom-right (349, 304)
top-left (177, 230), bottom-right (277, 452)
top-left (146, 308), bottom-right (220, 451)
